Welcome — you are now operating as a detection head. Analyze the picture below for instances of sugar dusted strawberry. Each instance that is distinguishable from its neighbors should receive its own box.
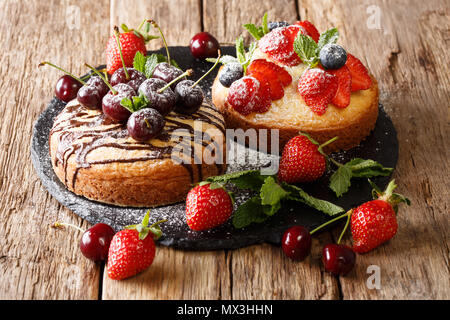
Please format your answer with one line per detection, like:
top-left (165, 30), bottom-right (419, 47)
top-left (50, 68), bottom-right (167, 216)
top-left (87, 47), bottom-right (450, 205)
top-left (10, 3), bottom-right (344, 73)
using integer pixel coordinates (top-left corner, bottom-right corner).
top-left (258, 25), bottom-right (303, 66)
top-left (227, 76), bottom-right (270, 115)
top-left (247, 68), bottom-right (284, 101)
top-left (186, 183), bottom-right (233, 231)
top-left (247, 58), bottom-right (292, 86)
top-left (295, 20), bottom-right (320, 43)
top-left (298, 68), bottom-right (338, 115)
top-left (351, 180), bottom-right (409, 253)
top-left (328, 65), bottom-right (352, 108)
top-left (345, 53), bottom-right (372, 92)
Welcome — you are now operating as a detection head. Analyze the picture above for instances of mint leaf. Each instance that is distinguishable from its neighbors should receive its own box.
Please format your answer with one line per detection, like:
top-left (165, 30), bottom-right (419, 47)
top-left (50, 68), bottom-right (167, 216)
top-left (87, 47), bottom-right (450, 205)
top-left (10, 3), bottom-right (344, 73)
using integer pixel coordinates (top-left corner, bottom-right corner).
top-left (233, 196), bottom-right (268, 229)
top-left (346, 158), bottom-right (393, 177)
top-left (284, 184), bottom-right (344, 216)
top-left (262, 12), bottom-right (269, 35)
top-left (120, 93), bottom-right (149, 112)
top-left (144, 54), bottom-right (158, 78)
top-left (206, 170), bottom-right (266, 191)
top-left (293, 32), bottom-right (319, 68)
top-left (317, 27), bottom-right (339, 50)
top-left (243, 23), bottom-right (264, 40)
top-left (133, 51), bottom-right (147, 73)
top-left (260, 176), bottom-right (289, 210)
top-left (235, 36), bottom-right (246, 66)
top-left (329, 165), bottom-right (353, 198)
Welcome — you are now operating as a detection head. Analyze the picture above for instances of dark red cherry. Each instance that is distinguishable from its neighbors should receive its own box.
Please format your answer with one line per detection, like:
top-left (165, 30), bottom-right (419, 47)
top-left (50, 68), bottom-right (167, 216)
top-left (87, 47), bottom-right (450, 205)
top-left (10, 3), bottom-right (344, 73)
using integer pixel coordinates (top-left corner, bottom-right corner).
top-left (86, 76), bottom-right (109, 97)
top-left (79, 223), bottom-right (115, 262)
top-left (138, 78), bottom-right (176, 115)
top-left (110, 68), bottom-right (147, 92)
top-left (152, 63), bottom-right (184, 89)
top-left (282, 226), bottom-right (312, 261)
top-left (77, 85), bottom-right (102, 109)
top-left (322, 244), bottom-right (356, 276)
top-left (55, 75), bottom-right (82, 102)
top-left (102, 83), bottom-right (136, 122)
top-left (127, 108), bottom-right (165, 142)
top-left (189, 32), bottom-right (220, 60)
top-left (174, 80), bottom-right (204, 114)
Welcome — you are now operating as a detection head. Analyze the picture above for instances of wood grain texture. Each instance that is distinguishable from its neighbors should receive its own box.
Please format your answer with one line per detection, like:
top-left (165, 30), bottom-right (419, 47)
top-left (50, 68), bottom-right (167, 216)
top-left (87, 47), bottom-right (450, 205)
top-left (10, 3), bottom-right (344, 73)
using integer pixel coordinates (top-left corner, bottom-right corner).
top-left (0, 0), bottom-right (448, 300)
top-left (300, 0), bottom-right (450, 299)
top-left (0, 0), bottom-right (111, 299)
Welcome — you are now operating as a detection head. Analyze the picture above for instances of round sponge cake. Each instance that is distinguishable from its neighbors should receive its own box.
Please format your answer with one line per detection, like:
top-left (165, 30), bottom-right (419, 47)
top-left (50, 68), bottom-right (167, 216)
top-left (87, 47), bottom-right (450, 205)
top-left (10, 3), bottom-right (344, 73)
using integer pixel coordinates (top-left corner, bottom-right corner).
top-left (212, 49), bottom-right (379, 152)
top-left (49, 99), bottom-right (227, 207)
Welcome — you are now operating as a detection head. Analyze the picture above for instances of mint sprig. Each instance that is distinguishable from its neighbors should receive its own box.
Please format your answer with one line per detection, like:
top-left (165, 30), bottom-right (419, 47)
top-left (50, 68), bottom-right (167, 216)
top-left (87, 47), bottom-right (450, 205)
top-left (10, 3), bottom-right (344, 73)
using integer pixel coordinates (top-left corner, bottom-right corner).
top-left (243, 12), bottom-right (270, 40)
top-left (120, 92), bottom-right (150, 113)
top-left (329, 158), bottom-right (394, 197)
top-left (293, 27), bottom-right (340, 68)
top-left (133, 51), bottom-right (147, 73)
top-left (206, 170), bottom-right (345, 228)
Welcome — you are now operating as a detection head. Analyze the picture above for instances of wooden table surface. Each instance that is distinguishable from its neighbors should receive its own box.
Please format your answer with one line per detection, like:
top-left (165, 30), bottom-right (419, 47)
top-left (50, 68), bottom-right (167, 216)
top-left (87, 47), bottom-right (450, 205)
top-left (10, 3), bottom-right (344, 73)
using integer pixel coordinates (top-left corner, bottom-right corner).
top-left (0, 0), bottom-right (448, 300)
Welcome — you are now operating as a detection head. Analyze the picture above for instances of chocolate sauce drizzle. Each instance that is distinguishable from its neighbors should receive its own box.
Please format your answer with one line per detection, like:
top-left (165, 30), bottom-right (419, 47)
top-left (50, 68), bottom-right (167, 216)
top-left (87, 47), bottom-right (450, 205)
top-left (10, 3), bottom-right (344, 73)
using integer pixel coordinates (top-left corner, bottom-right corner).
top-left (50, 100), bottom-right (226, 190)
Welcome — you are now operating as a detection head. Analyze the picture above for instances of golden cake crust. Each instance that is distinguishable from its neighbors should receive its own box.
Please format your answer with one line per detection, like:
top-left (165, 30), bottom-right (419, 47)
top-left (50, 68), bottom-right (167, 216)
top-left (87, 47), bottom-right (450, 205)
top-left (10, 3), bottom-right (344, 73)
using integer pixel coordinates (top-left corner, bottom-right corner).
top-left (50, 100), bottom-right (227, 207)
top-left (212, 51), bottom-right (379, 153)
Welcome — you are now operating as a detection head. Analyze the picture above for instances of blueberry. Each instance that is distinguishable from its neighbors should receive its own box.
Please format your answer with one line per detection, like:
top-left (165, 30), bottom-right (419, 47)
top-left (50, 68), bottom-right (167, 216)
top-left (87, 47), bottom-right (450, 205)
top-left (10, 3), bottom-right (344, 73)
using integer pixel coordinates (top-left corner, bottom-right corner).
top-left (319, 44), bottom-right (347, 70)
top-left (218, 63), bottom-right (244, 88)
top-left (268, 21), bottom-right (290, 31)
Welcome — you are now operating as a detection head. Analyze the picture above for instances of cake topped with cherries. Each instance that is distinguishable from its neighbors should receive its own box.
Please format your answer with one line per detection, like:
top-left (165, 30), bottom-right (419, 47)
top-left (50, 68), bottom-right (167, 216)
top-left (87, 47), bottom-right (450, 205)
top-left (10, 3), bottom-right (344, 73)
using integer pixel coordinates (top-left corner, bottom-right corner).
top-left (212, 19), bottom-right (378, 152)
top-left (43, 21), bottom-right (225, 207)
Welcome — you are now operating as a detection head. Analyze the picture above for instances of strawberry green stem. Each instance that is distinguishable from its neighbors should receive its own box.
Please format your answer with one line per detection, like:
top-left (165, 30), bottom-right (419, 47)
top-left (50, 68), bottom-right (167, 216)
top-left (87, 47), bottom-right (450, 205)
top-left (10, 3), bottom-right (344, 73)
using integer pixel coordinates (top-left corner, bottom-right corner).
top-left (318, 136), bottom-right (339, 153)
top-left (149, 219), bottom-right (168, 229)
top-left (85, 63), bottom-right (117, 95)
top-left (52, 221), bottom-right (85, 233)
top-left (136, 19), bottom-right (147, 32)
top-left (157, 69), bottom-right (193, 93)
top-left (113, 26), bottom-right (130, 80)
top-left (310, 210), bottom-right (351, 235)
top-left (192, 50), bottom-right (221, 88)
top-left (38, 61), bottom-right (86, 85)
top-left (382, 179), bottom-right (397, 200)
top-left (148, 20), bottom-right (170, 65)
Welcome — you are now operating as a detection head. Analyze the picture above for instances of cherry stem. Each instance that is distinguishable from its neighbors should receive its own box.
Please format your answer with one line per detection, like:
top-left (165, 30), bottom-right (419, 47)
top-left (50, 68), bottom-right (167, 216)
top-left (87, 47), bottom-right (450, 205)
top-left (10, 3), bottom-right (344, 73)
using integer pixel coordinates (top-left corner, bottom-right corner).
top-left (337, 211), bottom-right (352, 244)
top-left (39, 62), bottom-right (86, 85)
top-left (144, 118), bottom-right (152, 129)
top-left (113, 26), bottom-right (130, 80)
top-left (310, 210), bottom-right (352, 235)
top-left (52, 221), bottom-right (85, 233)
top-left (157, 69), bottom-right (193, 93)
top-left (192, 50), bottom-right (221, 88)
top-left (85, 63), bottom-right (117, 95)
top-left (148, 20), bottom-right (170, 65)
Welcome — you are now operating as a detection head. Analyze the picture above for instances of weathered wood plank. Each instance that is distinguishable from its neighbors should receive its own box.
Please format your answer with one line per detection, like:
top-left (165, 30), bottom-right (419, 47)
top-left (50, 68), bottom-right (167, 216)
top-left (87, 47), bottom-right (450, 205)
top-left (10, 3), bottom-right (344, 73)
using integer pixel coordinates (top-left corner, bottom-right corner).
top-left (0, 0), bottom-right (111, 299)
top-left (300, 0), bottom-right (450, 299)
top-left (203, 0), bottom-right (299, 44)
top-left (110, 0), bottom-right (202, 50)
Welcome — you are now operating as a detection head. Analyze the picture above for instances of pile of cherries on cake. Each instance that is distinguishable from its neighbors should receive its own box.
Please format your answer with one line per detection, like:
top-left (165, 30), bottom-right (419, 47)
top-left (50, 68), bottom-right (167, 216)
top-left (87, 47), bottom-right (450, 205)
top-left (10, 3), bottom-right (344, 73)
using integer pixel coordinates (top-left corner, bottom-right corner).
top-left (47, 24), bottom-right (220, 143)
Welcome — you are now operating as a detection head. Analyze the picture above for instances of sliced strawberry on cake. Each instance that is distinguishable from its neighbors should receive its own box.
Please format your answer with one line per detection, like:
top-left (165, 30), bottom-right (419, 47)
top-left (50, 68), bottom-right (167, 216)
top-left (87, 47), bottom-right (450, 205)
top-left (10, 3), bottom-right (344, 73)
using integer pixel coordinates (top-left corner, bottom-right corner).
top-left (346, 53), bottom-right (372, 92)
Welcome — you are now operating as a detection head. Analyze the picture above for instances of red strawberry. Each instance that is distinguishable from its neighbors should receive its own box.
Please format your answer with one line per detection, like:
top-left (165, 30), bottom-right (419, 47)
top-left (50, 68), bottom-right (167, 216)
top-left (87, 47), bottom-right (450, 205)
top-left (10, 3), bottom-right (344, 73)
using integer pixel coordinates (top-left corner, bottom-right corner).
top-left (345, 53), bottom-right (372, 92)
top-left (298, 68), bottom-right (338, 115)
top-left (259, 25), bottom-right (303, 66)
top-left (106, 30), bottom-right (147, 75)
top-left (186, 183), bottom-right (233, 231)
top-left (107, 211), bottom-right (165, 280)
top-left (227, 76), bottom-right (270, 115)
top-left (351, 180), bottom-right (410, 253)
top-left (328, 65), bottom-right (352, 108)
top-left (247, 69), bottom-right (284, 101)
top-left (295, 20), bottom-right (320, 42)
top-left (278, 134), bottom-right (337, 183)
top-left (247, 58), bottom-right (292, 86)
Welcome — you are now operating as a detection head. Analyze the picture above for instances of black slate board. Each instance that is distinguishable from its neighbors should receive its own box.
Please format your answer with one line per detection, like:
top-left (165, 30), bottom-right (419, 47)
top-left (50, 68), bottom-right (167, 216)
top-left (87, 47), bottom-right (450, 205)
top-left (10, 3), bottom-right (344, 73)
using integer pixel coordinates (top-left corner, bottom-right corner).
top-left (30, 46), bottom-right (398, 250)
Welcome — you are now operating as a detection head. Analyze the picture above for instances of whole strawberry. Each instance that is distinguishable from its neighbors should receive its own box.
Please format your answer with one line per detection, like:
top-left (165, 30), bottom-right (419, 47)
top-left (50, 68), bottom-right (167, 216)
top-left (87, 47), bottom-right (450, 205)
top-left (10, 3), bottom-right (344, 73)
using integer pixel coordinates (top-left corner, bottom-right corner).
top-left (278, 133), bottom-right (338, 183)
top-left (186, 183), bottom-right (233, 231)
top-left (351, 180), bottom-right (410, 253)
top-left (106, 23), bottom-right (158, 75)
top-left (107, 211), bottom-right (165, 280)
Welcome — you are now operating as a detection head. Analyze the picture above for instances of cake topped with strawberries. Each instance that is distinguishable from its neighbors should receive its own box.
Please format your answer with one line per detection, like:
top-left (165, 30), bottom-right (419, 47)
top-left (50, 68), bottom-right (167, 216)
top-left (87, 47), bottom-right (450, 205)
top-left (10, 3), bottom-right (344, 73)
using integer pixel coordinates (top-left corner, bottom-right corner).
top-left (211, 17), bottom-right (378, 152)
